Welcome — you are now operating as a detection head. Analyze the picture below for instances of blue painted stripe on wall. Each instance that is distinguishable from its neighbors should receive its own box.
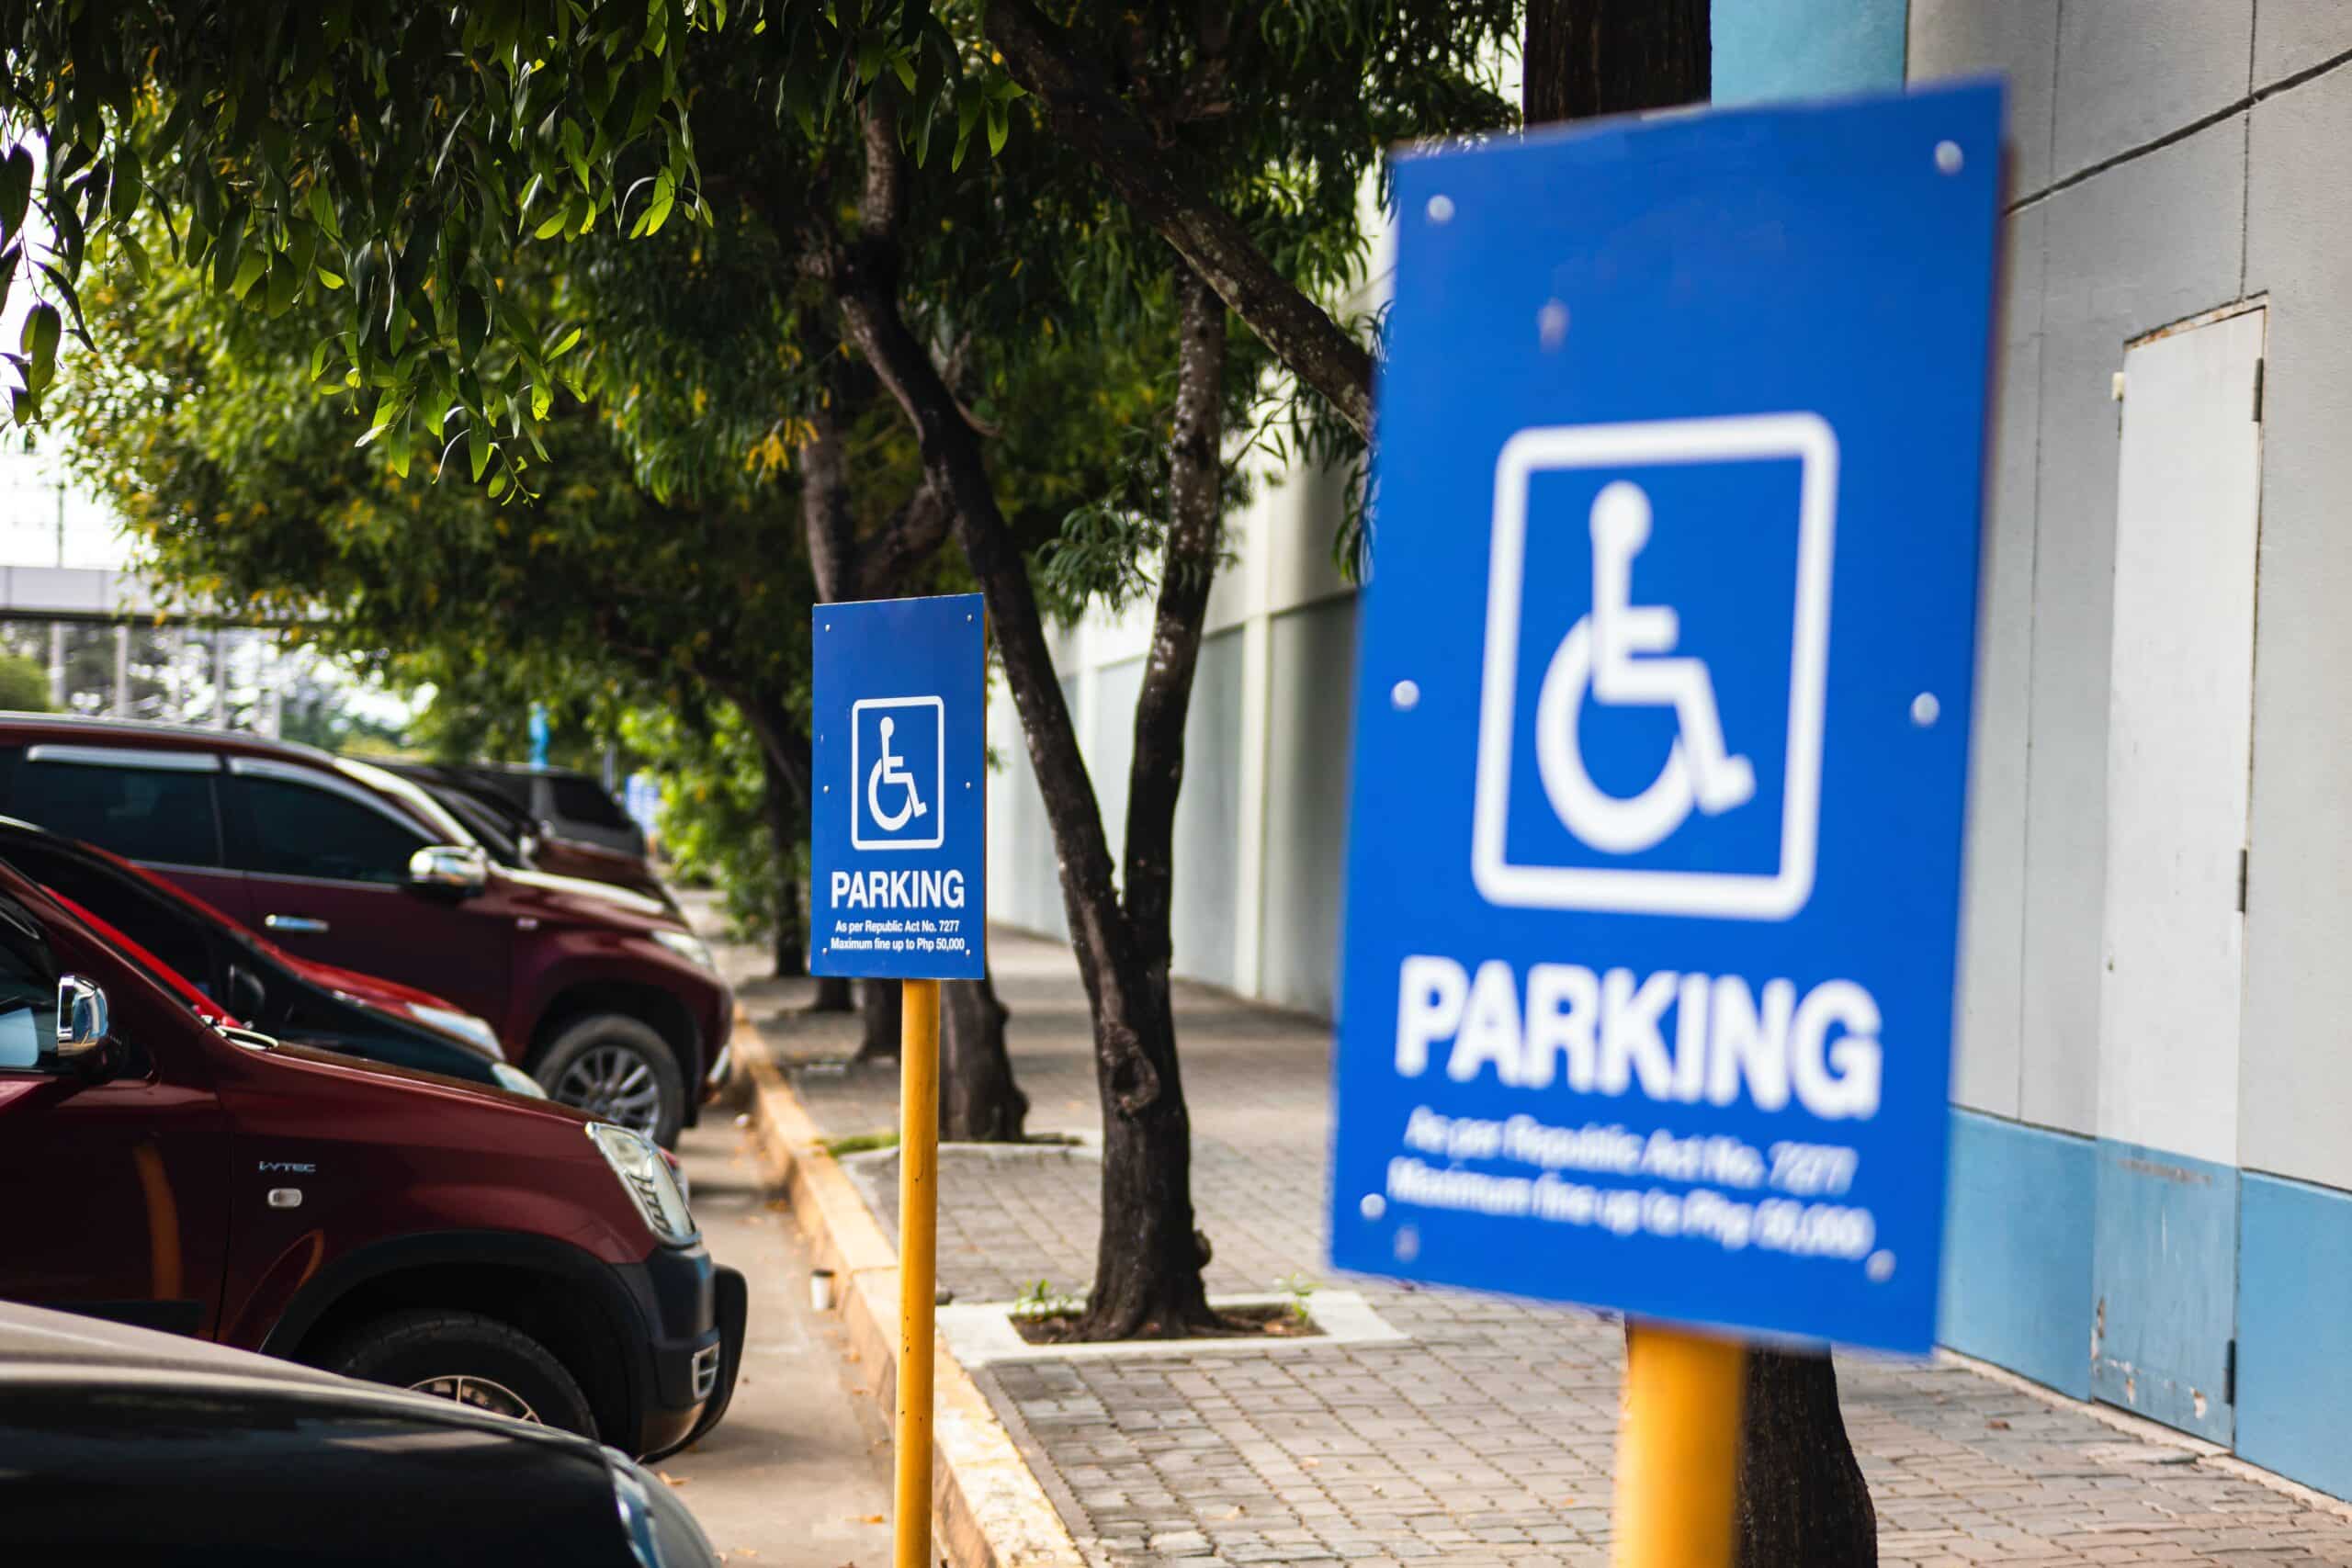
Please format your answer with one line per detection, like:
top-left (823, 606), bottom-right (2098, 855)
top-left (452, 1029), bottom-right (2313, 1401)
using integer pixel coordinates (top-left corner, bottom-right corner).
top-left (1939, 1110), bottom-right (2095, 1398)
top-left (2090, 1141), bottom-right (2238, 1443)
top-left (1712, 0), bottom-right (1909, 107)
top-left (2238, 1171), bottom-right (2352, 1502)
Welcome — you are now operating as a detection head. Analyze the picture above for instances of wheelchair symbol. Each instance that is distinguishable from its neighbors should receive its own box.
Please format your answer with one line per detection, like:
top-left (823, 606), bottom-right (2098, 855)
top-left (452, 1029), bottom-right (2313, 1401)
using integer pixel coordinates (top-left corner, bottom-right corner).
top-left (866, 716), bottom-right (930, 831)
top-left (1534, 479), bottom-right (1756, 854)
top-left (1470, 413), bottom-right (1838, 920)
top-left (850, 695), bottom-right (946, 850)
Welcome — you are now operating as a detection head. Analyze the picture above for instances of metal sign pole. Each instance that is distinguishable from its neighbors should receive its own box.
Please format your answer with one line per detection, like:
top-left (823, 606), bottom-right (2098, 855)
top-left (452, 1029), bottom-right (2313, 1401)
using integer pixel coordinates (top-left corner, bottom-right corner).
top-left (1611, 1325), bottom-right (1745, 1567)
top-left (894, 977), bottom-right (941, 1568)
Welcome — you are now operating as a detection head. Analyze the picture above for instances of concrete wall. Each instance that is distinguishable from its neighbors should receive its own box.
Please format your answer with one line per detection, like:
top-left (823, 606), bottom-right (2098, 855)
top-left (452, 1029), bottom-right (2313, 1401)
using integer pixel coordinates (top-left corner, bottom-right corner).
top-left (985, 452), bottom-right (1361, 1019)
top-left (1905, 0), bottom-right (2352, 1497)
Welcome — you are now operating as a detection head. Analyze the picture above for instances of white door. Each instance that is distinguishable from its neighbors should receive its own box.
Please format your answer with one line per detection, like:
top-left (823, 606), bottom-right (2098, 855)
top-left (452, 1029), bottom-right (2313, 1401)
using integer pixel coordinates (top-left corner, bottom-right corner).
top-left (2094, 305), bottom-right (2265, 1441)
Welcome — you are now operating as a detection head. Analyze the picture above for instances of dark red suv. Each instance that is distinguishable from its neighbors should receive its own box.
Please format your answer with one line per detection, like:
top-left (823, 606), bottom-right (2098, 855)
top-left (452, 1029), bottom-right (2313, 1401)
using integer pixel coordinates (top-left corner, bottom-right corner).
top-left (0, 860), bottom-right (743, 1457)
top-left (0, 717), bottom-right (730, 1145)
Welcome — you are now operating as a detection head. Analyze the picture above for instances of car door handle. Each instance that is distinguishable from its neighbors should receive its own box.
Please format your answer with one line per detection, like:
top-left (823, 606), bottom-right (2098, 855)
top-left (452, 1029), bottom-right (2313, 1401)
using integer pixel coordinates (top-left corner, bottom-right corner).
top-left (264, 915), bottom-right (331, 934)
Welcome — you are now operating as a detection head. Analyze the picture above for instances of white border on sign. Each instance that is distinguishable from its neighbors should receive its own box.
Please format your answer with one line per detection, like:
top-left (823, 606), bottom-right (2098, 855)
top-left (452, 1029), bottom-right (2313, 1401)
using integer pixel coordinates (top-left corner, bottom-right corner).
top-left (1470, 412), bottom-right (1838, 920)
top-left (850, 694), bottom-right (947, 851)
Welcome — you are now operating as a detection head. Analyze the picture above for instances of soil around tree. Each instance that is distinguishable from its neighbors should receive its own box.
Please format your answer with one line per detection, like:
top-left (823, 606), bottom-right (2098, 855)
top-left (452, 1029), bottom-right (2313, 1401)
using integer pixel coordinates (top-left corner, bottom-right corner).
top-left (1011, 1302), bottom-right (1322, 1347)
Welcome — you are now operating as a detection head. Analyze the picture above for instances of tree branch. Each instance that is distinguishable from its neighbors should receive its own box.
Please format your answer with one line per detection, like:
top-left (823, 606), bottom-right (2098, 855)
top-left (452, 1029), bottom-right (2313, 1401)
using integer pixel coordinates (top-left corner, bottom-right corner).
top-left (1121, 262), bottom-right (1225, 965)
top-left (828, 103), bottom-right (1143, 1034)
top-left (982, 0), bottom-right (1374, 441)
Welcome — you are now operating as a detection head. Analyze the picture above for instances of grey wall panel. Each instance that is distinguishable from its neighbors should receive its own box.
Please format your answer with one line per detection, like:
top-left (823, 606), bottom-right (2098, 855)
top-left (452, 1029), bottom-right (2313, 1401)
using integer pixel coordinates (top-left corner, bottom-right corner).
top-left (2019, 119), bottom-right (2246, 1135)
top-left (1262, 597), bottom-right (1357, 1019)
top-left (996, 680), bottom-right (1079, 942)
top-left (2052, 1), bottom-right (2252, 181)
top-left (1170, 630), bottom-right (1244, 990)
top-left (2239, 67), bottom-right (2352, 1191)
top-left (1907, 0), bottom-right (2060, 197)
top-left (1092, 657), bottom-right (1143, 874)
top-left (1953, 205), bottom-right (2046, 1120)
top-left (2255, 0), bottom-right (2352, 89)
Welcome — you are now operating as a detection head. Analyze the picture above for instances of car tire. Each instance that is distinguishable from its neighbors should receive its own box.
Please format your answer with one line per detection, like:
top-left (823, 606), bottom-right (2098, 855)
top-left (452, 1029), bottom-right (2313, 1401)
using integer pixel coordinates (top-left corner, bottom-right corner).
top-left (535, 1012), bottom-right (686, 1146)
top-left (318, 1309), bottom-right (597, 1438)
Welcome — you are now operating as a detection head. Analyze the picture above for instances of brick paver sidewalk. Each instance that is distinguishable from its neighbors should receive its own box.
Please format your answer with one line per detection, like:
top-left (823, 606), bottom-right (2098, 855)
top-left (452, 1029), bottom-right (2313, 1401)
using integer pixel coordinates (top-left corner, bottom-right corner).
top-left (728, 929), bottom-right (2352, 1568)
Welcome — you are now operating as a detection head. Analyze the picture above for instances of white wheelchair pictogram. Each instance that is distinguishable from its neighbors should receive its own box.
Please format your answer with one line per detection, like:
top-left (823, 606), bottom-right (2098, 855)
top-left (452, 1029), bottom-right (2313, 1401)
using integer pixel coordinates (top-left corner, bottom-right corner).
top-left (865, 716), bottom-right (930, 831)
top-left (1533, 479), bottom-right (1756, 855)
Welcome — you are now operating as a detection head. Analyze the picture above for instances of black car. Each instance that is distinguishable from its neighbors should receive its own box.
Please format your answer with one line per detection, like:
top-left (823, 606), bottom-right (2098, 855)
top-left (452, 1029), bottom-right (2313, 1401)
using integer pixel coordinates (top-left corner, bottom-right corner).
top-left (0, 816), bottom-right (537, 1096)
top-left (0, 1300), bottom-right (718, 1566)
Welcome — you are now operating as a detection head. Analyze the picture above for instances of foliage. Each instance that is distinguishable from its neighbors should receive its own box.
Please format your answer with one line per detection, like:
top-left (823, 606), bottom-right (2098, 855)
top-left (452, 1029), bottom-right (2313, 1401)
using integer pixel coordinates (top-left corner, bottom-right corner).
top-left (0, 650), bottom-right (50, 712)
top-left (616, 703), bottom-right (782, 942)
top-left (1009, 1278), bottom-right (1084, 1321)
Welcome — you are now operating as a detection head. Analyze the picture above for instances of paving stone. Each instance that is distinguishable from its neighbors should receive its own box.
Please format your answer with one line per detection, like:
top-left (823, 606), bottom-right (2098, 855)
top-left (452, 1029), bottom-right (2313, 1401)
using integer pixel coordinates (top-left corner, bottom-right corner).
top-left (733, 932), bottom-right (2352, 1568)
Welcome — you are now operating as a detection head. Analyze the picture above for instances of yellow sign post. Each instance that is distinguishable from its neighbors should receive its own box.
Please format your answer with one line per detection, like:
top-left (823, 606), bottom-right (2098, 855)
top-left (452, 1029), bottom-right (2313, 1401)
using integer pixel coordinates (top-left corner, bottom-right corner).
top-left (894, 977), bottom-right (941, 1568)
top-left (1610, 1325), bottom-right (1746, 1568)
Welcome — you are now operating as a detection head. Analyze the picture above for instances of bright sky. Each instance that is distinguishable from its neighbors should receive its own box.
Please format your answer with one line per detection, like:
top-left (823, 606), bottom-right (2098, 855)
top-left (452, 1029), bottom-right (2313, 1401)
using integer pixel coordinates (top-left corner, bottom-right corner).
top-left (0, 443), bottom-right (133, 570)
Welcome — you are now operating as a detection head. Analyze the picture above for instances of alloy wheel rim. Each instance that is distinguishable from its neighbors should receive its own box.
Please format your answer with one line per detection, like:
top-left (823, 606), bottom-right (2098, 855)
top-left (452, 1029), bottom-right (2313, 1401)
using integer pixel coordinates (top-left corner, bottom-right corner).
top-left (405, 1372), bottom-right (541, 1423)
top-left (553, 1043), bottom-right (663, 1134)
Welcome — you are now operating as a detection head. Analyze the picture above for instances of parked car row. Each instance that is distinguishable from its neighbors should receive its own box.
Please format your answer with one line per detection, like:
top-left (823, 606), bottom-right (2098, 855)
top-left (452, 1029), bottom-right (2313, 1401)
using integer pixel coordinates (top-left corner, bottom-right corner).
top-left (0, 716), bottom-right (727, 1143)
top-left (0, 714), bottom-right (746, 1559)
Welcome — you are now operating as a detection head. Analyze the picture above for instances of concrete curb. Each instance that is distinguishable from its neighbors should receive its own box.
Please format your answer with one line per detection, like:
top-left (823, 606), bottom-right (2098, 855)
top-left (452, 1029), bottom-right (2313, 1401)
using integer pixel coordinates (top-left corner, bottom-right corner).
top-left (741, 1028), bottom-right (1086, 1568)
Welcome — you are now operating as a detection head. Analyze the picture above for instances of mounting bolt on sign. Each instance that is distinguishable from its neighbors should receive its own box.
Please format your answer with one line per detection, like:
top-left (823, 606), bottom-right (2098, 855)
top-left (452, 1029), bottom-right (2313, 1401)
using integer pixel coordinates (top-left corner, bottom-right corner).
top-left (811, 592), bottom-right (988, 1568)
top-left (1331, 85), bottom-right (2004, 1566)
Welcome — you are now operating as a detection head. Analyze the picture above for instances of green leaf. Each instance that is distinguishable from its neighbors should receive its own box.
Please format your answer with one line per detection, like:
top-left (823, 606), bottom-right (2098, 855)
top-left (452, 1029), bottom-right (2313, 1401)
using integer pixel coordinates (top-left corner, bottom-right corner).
top-left (469, 423), bottom-right (492, 482)
top-left (987, 103), bottom-right (1009, 157)
top-left (0, 147), bottom-right (31, 242)
top-left (530, 380), bottom-right (553, 420)
top-left (488, 468), bottom-right (509, 500)
top-left (307, 178), bottom-right (341, 242)
top-left (315, 265), bottom-right (345, 289)
top-left (458, 285), bottom-right (490, 358)
top-left (231, 246), bottom-right (270, 300)
top-left (548, 326), bottom-right (582, 360)
top-left (20, 303), bottom-right (60, 387)
top-left (532, 209), bottom-right (570, 240)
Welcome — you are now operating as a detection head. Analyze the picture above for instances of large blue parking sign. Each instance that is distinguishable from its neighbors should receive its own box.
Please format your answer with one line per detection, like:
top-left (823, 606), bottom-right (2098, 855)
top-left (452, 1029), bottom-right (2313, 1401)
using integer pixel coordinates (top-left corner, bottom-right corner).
top-left (811, 594), bottom-right (988, 981)
top-left (1329, 84), bottom-right (2003, 1354)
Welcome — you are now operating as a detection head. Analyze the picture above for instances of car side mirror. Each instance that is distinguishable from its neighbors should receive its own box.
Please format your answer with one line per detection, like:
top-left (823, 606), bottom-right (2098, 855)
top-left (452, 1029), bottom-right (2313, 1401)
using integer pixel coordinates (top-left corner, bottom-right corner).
top-left (409, 843), bottom-right (490, 896)
top-left (55, 974), bottom-right (109, 1060)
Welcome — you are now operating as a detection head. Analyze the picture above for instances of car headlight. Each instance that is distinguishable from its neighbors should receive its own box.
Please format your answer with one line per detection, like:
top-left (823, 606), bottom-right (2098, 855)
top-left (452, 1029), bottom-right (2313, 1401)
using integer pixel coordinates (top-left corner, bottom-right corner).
top-left (650, 930), bottom-right (716, 971)
top-left (491, 1061), bottom-right (548, 1099)
top-left (586, 1122), bottom-right (697, 1246)
top-left (406, 1002), bottom-right (504, 1055)
top-left (605, 1447), bottom-right (720, 1567)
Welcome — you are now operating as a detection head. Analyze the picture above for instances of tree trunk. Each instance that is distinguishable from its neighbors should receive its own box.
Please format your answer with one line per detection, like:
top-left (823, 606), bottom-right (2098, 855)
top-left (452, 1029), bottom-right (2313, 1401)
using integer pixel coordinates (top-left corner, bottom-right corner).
top-left (1522, 0), bottom-right (1710, 123)
top-left (757, 743), bottom-right (808, 978)
top-left (856, 977), bottom-right (901, 1062)
top-left (806, 976), bottom-right (855, 1013)
top-left (830, 102), bottom-right (1217, 1337)
top-left (941, 973), bottom-right (1027, 1142)
top-left (1518, 17), bottom-right (1874, 1565)
top-left (1735, 1352), bottom-right (1875, 1568)
top-left (1072, 259), bottom-right (1232, 1339)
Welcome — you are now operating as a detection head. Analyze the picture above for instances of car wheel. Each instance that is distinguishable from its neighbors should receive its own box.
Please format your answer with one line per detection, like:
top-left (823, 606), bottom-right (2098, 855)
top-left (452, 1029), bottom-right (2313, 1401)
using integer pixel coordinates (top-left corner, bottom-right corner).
top-left (536, 1012), bottom-right (685, 1146)
top-left (319, 1309), bottom-right (597, 1438)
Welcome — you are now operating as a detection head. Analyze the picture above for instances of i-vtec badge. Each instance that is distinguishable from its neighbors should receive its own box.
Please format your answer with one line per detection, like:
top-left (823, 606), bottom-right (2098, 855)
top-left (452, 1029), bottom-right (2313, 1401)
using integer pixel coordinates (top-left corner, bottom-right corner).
top-left (257, 1160), bottom-right (317, 1174)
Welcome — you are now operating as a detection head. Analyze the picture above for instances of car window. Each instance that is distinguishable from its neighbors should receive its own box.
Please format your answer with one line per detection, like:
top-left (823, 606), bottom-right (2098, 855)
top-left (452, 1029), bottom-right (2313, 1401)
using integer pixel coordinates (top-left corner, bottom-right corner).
top-left (0, 891), bottom-right (59, 1070)
top-left (547, 776), bottom-right (633, 832)
top-left (4, 841), bottom-right (215, 986)
top-left (230, 775), bottom-right (427, 885)
top-left (7, 761), bottom-right (222, 867)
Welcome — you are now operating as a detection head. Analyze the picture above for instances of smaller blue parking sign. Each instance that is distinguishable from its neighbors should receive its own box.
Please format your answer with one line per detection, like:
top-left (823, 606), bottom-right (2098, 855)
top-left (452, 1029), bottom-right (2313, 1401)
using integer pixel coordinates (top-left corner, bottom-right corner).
top-left (811, 594), bottom-right (988, 981)
top-left (1330, 84), bottom-right (2004, 1355)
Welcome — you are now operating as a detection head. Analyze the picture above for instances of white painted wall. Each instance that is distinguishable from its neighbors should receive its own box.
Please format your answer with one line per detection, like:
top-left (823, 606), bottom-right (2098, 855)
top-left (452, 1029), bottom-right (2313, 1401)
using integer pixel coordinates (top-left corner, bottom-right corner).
top-left (1913, 3), bottom-right (2352, 1190)
top-left (984, 446), bottom-right (1362, 1018)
